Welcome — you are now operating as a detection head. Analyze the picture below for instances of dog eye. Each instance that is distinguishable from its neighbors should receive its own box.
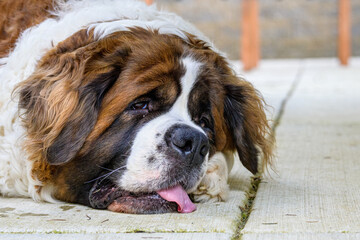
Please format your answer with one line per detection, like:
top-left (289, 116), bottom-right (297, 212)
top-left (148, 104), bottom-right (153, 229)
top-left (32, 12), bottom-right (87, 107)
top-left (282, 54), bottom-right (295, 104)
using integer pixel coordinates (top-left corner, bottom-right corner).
top-left (131, 101), bottom-right (149, 110)
top-left (199, 117), bottom-right (210, 129)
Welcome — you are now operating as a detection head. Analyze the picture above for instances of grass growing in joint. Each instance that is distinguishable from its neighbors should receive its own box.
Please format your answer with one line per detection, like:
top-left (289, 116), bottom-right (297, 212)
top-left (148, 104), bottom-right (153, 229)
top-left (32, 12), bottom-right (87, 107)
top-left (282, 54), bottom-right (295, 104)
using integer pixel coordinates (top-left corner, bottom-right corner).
top-left (232, 176), bottom-right (261, 240)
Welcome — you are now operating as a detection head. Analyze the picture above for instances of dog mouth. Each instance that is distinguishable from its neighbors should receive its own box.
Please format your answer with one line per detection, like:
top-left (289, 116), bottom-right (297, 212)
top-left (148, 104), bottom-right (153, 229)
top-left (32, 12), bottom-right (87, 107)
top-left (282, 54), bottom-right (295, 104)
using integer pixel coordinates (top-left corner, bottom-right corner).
top-left (89, 178), bottom-right (196, 214)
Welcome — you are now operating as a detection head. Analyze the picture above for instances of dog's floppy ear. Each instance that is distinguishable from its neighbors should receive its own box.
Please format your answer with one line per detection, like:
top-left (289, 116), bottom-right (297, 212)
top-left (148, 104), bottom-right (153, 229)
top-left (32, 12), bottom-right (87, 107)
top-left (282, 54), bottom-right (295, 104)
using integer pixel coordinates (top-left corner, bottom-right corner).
top-left (223, 76), bottom-right (273, 174)
top-left (44, 66), bottom-right (123, 165)
top-left (17, 30), bottom-right (130, 165)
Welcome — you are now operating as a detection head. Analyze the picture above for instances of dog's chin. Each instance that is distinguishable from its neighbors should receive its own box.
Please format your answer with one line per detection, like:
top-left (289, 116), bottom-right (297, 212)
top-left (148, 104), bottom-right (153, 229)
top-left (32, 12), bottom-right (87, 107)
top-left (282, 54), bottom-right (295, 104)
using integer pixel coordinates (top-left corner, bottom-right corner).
top-left (89, 178), bottom-right (196, 214)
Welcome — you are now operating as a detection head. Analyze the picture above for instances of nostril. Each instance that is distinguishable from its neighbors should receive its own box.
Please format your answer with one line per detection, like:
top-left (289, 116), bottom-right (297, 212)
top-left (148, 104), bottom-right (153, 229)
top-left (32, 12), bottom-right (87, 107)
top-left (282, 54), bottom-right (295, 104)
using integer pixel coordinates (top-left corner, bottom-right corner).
top-left (172, 136), bottom-right (193, 155)
top-left (183, 140), bottom-right (192, 153)
top-left (200, 144), bottom-right (209, 157)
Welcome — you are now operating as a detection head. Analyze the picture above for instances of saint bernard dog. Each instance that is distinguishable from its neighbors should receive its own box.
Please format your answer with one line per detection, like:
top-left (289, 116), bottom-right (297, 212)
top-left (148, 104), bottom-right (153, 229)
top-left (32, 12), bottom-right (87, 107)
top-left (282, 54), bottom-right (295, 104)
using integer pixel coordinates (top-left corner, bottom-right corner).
top-left (0, 0), bottom-right (273, 214)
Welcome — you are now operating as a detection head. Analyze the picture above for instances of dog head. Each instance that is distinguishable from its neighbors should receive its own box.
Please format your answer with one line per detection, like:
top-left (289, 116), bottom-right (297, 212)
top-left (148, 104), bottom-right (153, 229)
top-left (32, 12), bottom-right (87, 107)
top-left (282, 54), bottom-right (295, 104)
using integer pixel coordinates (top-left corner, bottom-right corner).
top-left (17, 27), bottom-right (273, 214)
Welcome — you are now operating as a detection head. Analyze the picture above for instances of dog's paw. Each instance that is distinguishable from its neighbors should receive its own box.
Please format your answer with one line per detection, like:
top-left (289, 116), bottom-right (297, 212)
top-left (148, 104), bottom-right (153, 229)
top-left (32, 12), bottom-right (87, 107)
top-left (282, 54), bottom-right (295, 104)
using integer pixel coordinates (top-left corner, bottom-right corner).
top-left (191, 152), bottom-right (230, 203)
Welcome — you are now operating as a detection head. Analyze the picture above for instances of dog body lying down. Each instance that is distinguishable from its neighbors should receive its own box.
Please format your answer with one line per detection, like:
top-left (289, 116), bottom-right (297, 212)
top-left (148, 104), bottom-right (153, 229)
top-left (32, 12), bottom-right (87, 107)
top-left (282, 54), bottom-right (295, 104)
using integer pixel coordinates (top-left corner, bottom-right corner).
top-left (0, 0), bottom-right (272, 214)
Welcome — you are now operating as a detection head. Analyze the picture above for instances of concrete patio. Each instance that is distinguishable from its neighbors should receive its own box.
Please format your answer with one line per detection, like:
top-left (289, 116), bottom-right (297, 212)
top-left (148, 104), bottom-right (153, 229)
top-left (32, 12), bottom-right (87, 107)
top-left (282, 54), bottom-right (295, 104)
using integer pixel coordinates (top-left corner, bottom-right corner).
top-left (0, 58), bottom-right (359, 239)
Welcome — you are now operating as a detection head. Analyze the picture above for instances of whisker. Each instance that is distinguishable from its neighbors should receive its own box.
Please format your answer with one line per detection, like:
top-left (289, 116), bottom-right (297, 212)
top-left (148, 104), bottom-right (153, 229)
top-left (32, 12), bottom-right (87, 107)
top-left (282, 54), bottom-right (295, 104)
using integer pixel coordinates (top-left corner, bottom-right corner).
top-left (85, 166), bottom-right (126, 184)
top-left (96, 165), bottom-right (114, 171)
top-left (85, 175), bottom-right (107, 184)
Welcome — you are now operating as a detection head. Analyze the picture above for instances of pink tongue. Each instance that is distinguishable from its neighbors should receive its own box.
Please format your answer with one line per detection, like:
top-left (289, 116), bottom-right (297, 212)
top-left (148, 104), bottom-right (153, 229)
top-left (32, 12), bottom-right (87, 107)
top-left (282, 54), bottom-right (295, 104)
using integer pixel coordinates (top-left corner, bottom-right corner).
top-left (156, 184), bottom-right (196, 213)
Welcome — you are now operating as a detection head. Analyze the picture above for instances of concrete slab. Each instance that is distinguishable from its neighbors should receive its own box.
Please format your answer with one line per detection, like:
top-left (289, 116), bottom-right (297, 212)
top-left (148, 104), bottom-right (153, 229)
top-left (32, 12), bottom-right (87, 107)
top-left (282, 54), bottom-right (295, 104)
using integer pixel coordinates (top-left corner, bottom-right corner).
top-left (242, 58), bottom-right (360, 238)
top-left (0, 162), bottom-right (252, 239)
top-left (242, 233), bottom-right (360, 240)
top-left (0, 233), bottom-right (232, 240)
top-left (231, 59), bottom-right (302, 119)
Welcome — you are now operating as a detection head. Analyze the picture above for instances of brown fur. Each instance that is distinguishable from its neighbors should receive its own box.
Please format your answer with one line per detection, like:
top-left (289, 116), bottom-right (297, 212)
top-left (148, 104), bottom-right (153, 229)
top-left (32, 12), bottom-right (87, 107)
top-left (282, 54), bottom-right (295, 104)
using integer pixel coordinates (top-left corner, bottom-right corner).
top-left (223, 76), bottom-right (274, 173)
top-left (0, 0), bottom-right (55, 58)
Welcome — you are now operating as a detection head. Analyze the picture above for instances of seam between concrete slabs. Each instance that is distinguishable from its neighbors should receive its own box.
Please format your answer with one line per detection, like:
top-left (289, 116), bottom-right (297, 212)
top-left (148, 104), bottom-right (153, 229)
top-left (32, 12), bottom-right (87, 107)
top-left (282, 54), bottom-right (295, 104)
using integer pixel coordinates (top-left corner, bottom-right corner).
top-left (232, 61), bottom-right (305, 240)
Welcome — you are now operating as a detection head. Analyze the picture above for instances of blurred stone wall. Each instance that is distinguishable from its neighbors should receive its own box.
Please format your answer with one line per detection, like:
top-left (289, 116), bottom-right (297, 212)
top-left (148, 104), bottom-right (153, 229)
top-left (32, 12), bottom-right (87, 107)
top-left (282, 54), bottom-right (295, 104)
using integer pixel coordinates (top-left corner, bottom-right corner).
top-left (156, 0), bottom-right (360, 60)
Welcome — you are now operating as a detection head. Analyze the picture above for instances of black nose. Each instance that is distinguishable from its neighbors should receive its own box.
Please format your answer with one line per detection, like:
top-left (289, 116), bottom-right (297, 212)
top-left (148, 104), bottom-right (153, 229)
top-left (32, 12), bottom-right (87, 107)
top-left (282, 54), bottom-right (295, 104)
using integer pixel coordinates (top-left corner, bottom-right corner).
top-left (165, 125), bottom-right (210, 166)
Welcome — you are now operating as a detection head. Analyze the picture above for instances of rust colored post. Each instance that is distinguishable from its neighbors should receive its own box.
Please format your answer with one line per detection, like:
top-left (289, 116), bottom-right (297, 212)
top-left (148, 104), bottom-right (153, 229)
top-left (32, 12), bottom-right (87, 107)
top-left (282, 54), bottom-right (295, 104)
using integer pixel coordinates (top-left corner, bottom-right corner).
top-left (338, 0), bottom-right (351, 65)
top-left (145, 0), bottom-right (153, 5)
top-left (241, 0), bottom-right (260, 71)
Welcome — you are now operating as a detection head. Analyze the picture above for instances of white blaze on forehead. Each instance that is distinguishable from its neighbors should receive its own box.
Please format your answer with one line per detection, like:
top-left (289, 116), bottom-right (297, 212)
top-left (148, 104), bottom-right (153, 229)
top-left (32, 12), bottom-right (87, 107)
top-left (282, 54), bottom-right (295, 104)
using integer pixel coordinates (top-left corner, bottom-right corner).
top-left (169, 57), bottom-right (202, 123)
top-left (118, 57), bottom-right (207, 192)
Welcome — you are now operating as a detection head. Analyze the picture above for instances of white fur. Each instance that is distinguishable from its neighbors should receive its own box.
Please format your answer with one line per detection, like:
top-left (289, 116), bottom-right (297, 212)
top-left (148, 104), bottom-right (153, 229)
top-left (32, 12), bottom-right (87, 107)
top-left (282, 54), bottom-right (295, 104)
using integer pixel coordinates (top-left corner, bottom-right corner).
top-left (0, 0), bottom-right (227, 203)
top-left (119, 57), bottom-right (208, 193)
top-left (192, 152), bottom-right (232, 202)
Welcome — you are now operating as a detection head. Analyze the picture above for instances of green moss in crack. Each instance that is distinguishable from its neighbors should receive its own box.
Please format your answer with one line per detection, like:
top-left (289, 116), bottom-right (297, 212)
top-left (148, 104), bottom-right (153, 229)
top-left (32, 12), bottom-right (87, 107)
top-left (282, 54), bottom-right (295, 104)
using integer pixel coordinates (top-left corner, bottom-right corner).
top-left (232, 176), bottom-right (261, 240)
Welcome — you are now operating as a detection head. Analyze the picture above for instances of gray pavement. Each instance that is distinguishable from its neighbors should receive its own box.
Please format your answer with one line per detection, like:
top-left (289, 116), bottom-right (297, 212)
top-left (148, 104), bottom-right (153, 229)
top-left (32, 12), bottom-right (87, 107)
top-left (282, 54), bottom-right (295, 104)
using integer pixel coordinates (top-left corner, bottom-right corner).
top-left (0, 164), bottom-right (251, 239)
top-left (1, 58), bottom-right (359, 239)
top-left (242, 58), bottom-right (360, 239)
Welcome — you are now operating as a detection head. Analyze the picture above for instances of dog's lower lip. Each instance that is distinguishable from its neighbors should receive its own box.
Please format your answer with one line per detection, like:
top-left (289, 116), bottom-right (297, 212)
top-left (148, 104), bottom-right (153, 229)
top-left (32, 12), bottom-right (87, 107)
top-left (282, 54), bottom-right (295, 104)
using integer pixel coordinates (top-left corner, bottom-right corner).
top-left (107, 191), bottom-right (178, 214)
top-left (89, 178), bottom-right (179, 214)
top-left (107, 185), bottom-right (197, 214)
top-left (89, 177), bottom-right (196, 214)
